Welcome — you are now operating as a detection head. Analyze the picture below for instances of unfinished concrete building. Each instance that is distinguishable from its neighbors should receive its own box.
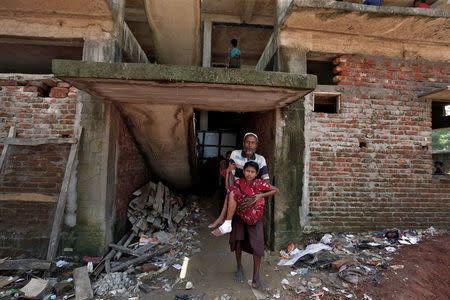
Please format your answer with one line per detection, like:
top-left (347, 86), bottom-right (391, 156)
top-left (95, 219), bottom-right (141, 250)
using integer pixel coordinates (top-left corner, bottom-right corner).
top-left (0, 0), bottom-right (449, 257)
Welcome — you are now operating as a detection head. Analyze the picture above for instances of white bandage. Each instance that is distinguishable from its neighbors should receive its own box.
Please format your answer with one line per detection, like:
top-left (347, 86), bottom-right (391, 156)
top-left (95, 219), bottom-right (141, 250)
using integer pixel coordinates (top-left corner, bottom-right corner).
top-left (218, 220), bottom-right (232, 234)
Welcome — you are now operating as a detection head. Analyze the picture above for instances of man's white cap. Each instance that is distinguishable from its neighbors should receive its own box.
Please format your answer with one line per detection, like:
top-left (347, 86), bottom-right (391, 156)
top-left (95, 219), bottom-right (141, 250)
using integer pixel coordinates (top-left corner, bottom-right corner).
top-left (243, 132), bottom-right (258, 142)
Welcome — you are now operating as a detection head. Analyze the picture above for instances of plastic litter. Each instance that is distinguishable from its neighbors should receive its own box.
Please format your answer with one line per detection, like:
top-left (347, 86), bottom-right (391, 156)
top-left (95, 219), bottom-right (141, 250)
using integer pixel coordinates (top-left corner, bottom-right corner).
top-left (278, 243), bottom-right (332, 266)
top-left (56, 260), bottom-right (69, 268)
top-left (320, 234), bottom-right (333, 244)
top-left (390, 264), bottom-right (404, 270)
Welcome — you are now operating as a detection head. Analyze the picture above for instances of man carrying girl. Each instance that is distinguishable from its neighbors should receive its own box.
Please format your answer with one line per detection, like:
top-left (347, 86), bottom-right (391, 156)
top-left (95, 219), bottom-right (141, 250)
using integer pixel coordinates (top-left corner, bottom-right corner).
top-left (209, 133), bottom-right (278, 291)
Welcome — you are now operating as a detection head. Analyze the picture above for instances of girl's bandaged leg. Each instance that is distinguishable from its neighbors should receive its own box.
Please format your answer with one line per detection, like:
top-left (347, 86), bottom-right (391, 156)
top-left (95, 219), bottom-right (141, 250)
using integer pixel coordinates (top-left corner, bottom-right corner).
top-left (218, 220), bottom-right (232, 234)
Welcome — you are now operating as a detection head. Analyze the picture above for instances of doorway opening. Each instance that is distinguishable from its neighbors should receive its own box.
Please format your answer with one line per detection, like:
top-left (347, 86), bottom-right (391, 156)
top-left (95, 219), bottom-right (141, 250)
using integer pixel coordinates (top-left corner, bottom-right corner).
top-left (193, 109), bottom-right (276, 248)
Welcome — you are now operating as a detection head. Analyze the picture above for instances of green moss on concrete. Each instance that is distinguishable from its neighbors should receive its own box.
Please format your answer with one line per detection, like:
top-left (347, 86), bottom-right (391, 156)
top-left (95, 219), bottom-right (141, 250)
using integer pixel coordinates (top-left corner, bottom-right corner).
top-left (273, 100), bottom-right (306, 249)
top-left (52, 60), bottom-right (316, 91)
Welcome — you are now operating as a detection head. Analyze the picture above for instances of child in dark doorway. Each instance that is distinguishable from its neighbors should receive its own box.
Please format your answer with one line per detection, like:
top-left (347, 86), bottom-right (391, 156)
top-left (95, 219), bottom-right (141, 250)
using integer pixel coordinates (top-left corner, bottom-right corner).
top-left (212, 161), bottom-right (278, 235)
top-left (434, 160), bottom-right (446, 175)
top-left (414, 0), bottom-right (431, 8)
top-left (228, 39), bottom-right (241, 69)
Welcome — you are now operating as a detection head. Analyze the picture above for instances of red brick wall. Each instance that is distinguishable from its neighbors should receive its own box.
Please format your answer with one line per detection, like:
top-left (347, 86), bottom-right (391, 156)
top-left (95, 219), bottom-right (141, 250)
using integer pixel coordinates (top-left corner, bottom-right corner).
top-left (305, 55), bottom-right (450, 232)
top-left (0, 80), bottom-right (78, 257)
top-left (114, 116), bottom-right (150, 237)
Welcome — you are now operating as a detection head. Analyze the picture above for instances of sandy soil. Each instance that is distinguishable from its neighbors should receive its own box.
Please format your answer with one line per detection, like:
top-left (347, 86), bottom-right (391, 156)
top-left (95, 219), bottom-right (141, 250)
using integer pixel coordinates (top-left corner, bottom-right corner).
top-left (141, 194), bottom-right (450, 300)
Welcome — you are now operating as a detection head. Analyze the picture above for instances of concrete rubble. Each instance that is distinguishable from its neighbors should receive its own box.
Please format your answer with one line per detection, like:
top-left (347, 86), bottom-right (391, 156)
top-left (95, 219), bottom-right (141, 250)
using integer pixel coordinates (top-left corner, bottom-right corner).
top-left (0, 181), bottom-right (204, 299)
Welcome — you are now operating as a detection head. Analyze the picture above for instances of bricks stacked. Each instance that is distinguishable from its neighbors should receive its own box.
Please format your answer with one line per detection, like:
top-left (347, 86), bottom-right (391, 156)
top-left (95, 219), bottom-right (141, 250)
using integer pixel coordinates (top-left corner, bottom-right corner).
top-left (306, 55), bottom-right (450, 232)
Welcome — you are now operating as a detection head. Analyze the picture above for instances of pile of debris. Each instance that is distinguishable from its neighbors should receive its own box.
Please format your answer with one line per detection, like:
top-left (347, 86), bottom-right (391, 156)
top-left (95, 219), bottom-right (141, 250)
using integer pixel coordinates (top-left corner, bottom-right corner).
top-left (273, 226), bottom-right (445, 299)
top-left (0, 181), bottom-right (204, 299)
top-left (128, 181), bottom-right (189, 235)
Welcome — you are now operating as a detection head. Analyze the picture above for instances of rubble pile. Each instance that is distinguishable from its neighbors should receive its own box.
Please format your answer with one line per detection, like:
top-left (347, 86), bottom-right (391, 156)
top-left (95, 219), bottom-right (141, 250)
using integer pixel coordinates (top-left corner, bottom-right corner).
top-left (93, 272), bottom-right (136, 296)
top-left (275, 227), bottom-right (446, 299)
top-left (0, 181), bottom-right (205, 299)
top-left (127, 181), bottom-right (189, 235)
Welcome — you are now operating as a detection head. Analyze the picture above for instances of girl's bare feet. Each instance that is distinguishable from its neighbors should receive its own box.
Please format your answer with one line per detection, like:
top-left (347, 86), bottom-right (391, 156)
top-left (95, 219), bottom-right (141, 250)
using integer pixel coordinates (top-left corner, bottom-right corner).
top-left (207, 217), bottom-right (224, 229)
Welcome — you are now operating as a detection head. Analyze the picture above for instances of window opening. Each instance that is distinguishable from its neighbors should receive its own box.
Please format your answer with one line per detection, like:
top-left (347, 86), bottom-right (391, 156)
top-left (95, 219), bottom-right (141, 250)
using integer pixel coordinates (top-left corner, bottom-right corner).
top-left (313, 93), bottom-right (340, 113)
top-left (307, 60), bottom-right (335, 85)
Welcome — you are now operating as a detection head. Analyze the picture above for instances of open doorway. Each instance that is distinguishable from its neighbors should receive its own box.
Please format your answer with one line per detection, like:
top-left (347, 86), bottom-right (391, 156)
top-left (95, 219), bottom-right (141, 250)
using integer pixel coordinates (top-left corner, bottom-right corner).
top-left (193, 109), bottom-right (276, 248)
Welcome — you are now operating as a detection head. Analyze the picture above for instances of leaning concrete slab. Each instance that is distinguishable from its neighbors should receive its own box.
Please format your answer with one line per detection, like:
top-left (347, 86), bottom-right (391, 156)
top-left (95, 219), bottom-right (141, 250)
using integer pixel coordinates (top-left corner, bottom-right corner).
top-left (52, 59), bottom-right (316, 112)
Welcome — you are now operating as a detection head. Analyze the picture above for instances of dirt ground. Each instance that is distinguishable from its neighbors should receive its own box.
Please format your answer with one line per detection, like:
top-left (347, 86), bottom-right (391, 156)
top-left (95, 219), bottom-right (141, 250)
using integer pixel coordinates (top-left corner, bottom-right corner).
top-left (142, 195), bottom-right (450, 300)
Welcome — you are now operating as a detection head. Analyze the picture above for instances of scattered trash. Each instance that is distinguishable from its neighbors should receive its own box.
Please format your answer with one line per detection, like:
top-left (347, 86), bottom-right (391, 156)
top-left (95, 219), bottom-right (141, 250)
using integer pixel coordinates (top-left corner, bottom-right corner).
top-left (281, 278), bottom-right (289, 285)
top-left (321, 234), bottom-right (333, 244)
top-left (385, 246), bottom-right (397, 253)
top-left (390, 264), bottom-right (405, 270)
top-left (278, 243), bottom-right (332, 266)
top-left (273, 289), bottom-right (281, 298)
top-left (56, 260), bottom-right (70, 268)
top-left (185, 281), bottom-right (193, 289)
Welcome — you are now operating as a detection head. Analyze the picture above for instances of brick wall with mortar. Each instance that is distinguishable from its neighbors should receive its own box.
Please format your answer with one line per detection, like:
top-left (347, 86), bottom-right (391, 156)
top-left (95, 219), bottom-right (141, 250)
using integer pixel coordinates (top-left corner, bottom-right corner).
top-left (0, 80), bottom-right (77, 257)
top-left (0, 81), bottom-right (150, 257)
top-left (114, 115), bottom-right (150, 240)
top-left (302, 55), bottom-right (450, 233)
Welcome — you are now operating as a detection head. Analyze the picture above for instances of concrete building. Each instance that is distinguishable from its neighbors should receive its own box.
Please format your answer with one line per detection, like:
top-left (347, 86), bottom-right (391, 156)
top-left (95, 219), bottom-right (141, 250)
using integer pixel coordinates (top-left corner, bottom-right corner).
top-left (0, 0), bottom-right (449, 257)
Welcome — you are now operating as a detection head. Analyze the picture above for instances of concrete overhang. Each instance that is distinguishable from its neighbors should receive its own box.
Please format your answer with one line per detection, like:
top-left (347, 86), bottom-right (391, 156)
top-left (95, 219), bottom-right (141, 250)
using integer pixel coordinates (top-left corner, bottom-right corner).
top-left (52, 60), bottom-right (316, 112)
top-left (278, 0), bottom-right (450, 62)
top-left (419, 86), bottom-right (450, 102)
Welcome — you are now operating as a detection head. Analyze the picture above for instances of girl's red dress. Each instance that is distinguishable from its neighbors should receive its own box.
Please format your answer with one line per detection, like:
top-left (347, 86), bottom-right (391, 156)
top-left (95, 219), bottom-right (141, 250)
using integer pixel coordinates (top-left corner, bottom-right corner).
top-left (227, 178), bottom-right (271, 225)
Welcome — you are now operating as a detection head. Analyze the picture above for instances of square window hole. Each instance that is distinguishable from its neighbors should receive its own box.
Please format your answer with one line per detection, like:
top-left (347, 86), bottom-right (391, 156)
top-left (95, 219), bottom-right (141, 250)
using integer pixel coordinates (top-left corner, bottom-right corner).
top-left (313, 93), bottom-right (340, 113)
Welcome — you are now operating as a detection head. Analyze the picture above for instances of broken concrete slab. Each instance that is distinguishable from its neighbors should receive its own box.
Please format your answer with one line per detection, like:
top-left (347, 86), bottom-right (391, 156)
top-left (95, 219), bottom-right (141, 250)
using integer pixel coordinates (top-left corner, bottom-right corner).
top-left (73, 266), bottom-right (94, 300)
top-left (20, 278), bottom-right (50, 299)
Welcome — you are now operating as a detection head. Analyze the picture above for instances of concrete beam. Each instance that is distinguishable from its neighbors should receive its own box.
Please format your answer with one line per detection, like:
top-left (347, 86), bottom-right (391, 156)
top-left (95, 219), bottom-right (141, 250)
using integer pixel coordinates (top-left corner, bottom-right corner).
top-left (243, 0), bottom-right (257, 24)
top-left (202, 21), bottom-right (212, 67)
top-left (202, 13), bottom-right (273, 26)
top-left (279, 28), bottom-right (450, 62)
top-left (52, 60), bottom-right (316, 91)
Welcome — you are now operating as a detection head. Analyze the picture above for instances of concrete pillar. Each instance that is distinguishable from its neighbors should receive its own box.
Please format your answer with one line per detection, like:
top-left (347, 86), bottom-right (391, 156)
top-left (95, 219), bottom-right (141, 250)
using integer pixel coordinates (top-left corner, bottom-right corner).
top-left (202, 20), bottom-right (212, 67)
top-left (272, 44), bottom-right (308, 250)
top-left (276, 47), bottom-right (307, 74)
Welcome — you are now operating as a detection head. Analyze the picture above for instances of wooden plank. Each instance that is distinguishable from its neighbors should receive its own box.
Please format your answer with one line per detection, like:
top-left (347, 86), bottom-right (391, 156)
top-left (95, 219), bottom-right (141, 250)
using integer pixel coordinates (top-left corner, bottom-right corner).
top-left (113, 232), bottom-right (135, 261)
top-left (0, 126), bottom-right (16, 173)
top-left (0, 137), bottom-right (77, 146)
top-left (0, 193), bottom-right (56, 202)
top-left (110, 245), bottom-right (172, 272)
top-left (73, 267), bottom-right (93, 300)
top-left (108, 244), bottom-right (141, 257)
top-left (46, 127), bottom-right (83, 260)
top-left (0, 259), bottom-right (51, 271)
top-left (92, 233), bottom-right (129, 278)
top-left (0, 275), bottom-right (19, 289)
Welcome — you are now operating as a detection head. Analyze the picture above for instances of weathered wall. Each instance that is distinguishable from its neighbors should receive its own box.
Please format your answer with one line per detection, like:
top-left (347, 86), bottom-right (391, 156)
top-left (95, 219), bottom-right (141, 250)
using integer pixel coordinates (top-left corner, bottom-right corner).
top-left (303, 55), bottom-right (450, 232)
top-left (0, 80), bottom-right (77, 257)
